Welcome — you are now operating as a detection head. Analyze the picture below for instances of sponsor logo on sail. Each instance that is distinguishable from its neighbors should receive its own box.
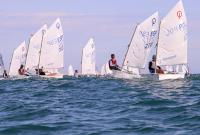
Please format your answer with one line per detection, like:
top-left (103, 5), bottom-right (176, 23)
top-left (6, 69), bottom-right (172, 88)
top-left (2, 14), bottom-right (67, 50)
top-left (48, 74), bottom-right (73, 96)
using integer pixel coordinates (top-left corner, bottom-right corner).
top-left (177, 11), bottom-right (182, 19)
top-left (152, 18), bottom-right (156, 26)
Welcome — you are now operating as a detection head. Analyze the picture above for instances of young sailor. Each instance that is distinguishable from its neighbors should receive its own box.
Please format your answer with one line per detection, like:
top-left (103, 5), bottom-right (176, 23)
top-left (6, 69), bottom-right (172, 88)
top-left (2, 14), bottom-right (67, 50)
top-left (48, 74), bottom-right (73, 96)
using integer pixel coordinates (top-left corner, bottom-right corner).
top-left (74, 70), bottom-right (79, 78)
top-left (148, 55), bottom-right (164, 74)
top-left (3, 70), bottom-right (8, 78)
top-left (39, 67), bottom-right (46, 75)
top-left (35, 67), bottom-right (46, 75)
top-left (109, 54), bottom-right (120, 70)
top-left (18, 65), bottom-right (29, 76)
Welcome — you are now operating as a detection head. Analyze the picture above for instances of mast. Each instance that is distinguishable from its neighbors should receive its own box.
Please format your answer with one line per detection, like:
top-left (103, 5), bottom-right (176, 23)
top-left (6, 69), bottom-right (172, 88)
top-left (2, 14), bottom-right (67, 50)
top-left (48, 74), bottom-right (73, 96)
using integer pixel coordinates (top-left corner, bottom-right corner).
top-left (0, 54), bottom-right (4, 69)
top-left (37, 29), bottom-right (45, 74)
top-left (24, 35), bottom-right (32, 69)
top-left (81, 47), bottom-right (83, 74)
top-left (8, 49), bottom-right (15, 75)
top-left (122, 24), bottom-right (138, 67)
top-left (2, 56), bottom-right (5, 71)
top-left (155, 21), bottom-right (162, 74)
top-left (0, 54), bottom-right (5, 75)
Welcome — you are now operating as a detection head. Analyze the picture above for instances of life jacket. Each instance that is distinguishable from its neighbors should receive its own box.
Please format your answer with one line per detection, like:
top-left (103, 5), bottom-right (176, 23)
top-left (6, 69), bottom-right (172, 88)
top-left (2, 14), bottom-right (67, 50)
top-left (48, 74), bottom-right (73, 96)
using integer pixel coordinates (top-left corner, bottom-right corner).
top-left (109, 59), bottom-right (119, 70)
top-left (112, 59), bottom-right (117, 65)
top-left (109, 59), bottom-right (117, 66)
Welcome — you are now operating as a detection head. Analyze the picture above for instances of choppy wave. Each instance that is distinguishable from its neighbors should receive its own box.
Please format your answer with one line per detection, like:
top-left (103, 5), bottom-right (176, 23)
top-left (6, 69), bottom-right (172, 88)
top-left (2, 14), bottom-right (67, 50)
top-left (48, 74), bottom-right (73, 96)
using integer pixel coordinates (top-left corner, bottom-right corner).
top-left (0, 75), bottom-right (200, 135)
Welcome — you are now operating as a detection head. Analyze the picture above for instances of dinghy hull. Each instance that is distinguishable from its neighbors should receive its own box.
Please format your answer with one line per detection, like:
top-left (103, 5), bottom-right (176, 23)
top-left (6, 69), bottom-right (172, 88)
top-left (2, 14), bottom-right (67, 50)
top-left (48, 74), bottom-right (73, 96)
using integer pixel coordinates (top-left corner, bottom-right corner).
top-left (158, 73), bottom-right (185, 80)
top-left (40, 73), bottom-right (63, 79)
top-left (147, 73), bottom-right (185, 81)
top-left (112, 70), bottom-right (141, 79)
top-left (9, 75), bottom-right (30, 80)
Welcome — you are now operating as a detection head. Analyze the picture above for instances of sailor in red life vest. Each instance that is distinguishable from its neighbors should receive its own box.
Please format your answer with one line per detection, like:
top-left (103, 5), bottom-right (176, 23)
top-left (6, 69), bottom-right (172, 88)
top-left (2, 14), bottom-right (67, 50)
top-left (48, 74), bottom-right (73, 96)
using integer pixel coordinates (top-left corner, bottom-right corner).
top-left (109, 54), bottom-right (121, 70)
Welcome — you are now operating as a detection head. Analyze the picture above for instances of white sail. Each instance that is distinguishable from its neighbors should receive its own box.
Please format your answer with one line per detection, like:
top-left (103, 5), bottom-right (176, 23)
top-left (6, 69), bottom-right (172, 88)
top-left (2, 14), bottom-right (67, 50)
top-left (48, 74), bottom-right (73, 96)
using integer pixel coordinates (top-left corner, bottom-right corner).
top-left (156, 0), bottom-right (187, 66)
top-left (123, 12), bottom-right (159, 69)
top-left (9, 41), bottom-right (27, 76)
top-left (181, 65), bottom-right (188, 74)
top-left (39, 18), bottom-right (64, 72)
top-left (25, 24), bottom-right (47, 71)
top-left (166, 66), bottom-right (173, 72)
top-left (0, 53), bottom-right (4, 75)
top-left (122, 65), bottom-right (140, 75)
top-left (68, 64), bottom-right (74, 76)
top-left (175, 65), bottom-right (180, 72)
top-left (81, 38), bottom-right (96, 75)
top-left (100, 64), bottom-right (106, 76)
top-left (101, 62), bottom-right (113, 75)
top-left (105, 62), bottom-right (112, 75)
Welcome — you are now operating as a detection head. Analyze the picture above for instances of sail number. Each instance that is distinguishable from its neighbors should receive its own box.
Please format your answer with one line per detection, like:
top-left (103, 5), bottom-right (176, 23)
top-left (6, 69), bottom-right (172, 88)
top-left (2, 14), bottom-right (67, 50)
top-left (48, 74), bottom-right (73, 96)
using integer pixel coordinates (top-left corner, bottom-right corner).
top-left (140, 30), bottom-right (157, 49)
top-left (47, 35), bottom-right (64, 52)
top-left (165, 22), bottom-right (186, 36)
top-left (59, 43), bottom-right (64, 52)
top-left (47, 35), bottom-right (64, 46)
top-left (140, 30), bottom-right (157, 38)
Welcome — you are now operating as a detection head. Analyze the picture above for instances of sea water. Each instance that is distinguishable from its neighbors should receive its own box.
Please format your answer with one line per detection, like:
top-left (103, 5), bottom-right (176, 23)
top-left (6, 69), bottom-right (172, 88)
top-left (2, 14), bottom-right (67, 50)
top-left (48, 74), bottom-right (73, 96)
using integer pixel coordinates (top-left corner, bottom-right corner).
top-left (0, 75), bottom-right (200, 135)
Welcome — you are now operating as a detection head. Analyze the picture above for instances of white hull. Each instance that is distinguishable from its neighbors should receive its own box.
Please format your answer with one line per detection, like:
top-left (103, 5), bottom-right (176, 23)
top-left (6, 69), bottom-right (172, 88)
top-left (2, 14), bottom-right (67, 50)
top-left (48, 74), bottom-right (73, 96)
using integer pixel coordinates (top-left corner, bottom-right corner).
top-left (40, 73), bottom-right (63, 79)
top-left (9, 75), bottom-right (30, 80)
top-left (147, 73), bottom-right (185, 81)
top-left (112, 70), bottom-right (141, 79)
top-left (158, 73), bottom-right (185, 80)
top-left (80, 74), bottom-right (98, 78)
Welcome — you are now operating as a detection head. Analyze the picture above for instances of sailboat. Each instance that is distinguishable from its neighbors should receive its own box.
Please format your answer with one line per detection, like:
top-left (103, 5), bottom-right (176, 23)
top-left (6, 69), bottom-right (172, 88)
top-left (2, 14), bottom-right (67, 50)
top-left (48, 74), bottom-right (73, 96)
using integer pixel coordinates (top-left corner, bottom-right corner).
top-left (67, 64), bottom-right (74, 76)
top-left (9, 41), bottom-right (27, 78)
top-left (39, 18), bottom-right (64, 79)
top-left (155, 0), bottom-right (188, 80)
top-left (0, 53), bottom-right (5, 78)
top-left (25, 24), bottom-right (48, 75)
top-left (112, 12), bottom-right (160, 79)
top-left (81, 38), bottom-right (96, 76)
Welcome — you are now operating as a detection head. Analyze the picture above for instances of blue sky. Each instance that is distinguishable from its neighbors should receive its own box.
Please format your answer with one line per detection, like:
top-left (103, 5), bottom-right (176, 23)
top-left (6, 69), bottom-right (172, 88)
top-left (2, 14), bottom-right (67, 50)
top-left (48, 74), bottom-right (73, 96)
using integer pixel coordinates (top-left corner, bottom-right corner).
top-left (0, 0), bottom-right (199, 73)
